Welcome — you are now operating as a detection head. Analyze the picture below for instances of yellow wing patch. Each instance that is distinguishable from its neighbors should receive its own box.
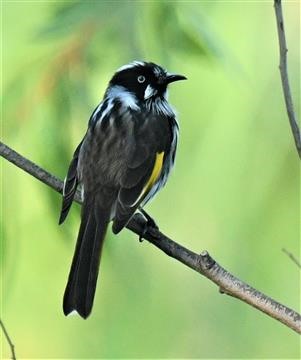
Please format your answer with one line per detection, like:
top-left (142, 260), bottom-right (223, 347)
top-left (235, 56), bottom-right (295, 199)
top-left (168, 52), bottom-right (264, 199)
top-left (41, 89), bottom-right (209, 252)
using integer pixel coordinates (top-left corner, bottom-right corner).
top-left (145, 152), bottom-right (164, 192)
top-left (134, 151), bottom-right (164, 205)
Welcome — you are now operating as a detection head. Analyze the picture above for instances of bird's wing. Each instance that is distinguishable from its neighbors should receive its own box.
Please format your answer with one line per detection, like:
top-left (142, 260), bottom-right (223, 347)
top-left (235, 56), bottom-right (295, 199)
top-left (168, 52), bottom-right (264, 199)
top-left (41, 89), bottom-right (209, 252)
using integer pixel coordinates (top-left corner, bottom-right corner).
top-left (59, 140), bottom-right (83, 224)
top-left (112, 139), bottom-right (165, 234)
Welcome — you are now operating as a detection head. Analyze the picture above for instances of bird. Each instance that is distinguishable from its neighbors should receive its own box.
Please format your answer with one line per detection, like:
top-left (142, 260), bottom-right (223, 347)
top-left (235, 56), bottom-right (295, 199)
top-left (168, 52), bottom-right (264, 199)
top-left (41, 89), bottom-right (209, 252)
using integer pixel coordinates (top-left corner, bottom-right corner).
top-left (59, 61), bottom-right (186, 319)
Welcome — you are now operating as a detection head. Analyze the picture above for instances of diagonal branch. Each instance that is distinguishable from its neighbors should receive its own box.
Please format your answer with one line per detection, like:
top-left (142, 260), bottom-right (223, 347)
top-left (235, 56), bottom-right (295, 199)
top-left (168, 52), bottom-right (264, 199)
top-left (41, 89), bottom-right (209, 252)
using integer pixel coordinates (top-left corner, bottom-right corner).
top-left (1, 141), bottom-right (300, 334)
top-left (274, 0), bottom-right (301, 158)
top-left (0, 318), bottom-right (17, 360)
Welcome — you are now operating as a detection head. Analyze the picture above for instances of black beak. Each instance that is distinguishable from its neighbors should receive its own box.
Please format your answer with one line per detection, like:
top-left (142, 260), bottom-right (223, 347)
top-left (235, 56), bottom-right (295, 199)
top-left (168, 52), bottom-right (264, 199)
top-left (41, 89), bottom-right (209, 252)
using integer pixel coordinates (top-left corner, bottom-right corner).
top-left (165, 74), bottom-right (187, 84)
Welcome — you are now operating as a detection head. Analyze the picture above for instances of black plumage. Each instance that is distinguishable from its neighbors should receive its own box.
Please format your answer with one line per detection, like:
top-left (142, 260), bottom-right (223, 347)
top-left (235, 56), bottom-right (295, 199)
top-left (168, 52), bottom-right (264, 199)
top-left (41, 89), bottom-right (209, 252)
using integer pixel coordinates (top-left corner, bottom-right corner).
top-left (59, 61), bottom-right (186, 318)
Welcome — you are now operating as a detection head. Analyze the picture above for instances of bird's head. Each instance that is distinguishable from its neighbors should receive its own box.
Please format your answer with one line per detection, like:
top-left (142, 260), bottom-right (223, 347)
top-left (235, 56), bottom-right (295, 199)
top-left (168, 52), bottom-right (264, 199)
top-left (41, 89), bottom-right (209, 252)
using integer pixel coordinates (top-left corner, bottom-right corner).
top-left (107, 61), bottom-right (186, 103)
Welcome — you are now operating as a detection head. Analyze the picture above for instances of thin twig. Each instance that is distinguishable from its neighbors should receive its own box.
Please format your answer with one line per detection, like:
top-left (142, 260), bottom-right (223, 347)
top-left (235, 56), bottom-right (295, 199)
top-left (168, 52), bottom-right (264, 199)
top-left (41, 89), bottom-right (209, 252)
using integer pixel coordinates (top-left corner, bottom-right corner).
top-left (0, 318), bottom-right (17, 360)
top-left (282, 248), bottom-right (301, 269)
top-left (274, 0), bottom-right (301, 158)
top-left (1, 141), bottom-right (300, 334)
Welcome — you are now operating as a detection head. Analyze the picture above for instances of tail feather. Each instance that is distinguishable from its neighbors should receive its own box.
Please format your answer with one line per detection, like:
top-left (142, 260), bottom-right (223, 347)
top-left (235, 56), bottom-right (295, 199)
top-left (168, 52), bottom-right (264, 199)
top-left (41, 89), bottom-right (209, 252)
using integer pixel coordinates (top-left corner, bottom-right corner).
top-left (63, 196), bottom-right (110, 318)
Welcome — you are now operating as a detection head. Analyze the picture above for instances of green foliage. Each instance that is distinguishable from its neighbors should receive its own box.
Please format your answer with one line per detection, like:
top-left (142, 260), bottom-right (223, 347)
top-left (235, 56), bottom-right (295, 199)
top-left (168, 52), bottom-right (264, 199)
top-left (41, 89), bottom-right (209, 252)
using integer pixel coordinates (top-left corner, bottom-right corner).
top-left (2, 1), bottom-right (300, 359)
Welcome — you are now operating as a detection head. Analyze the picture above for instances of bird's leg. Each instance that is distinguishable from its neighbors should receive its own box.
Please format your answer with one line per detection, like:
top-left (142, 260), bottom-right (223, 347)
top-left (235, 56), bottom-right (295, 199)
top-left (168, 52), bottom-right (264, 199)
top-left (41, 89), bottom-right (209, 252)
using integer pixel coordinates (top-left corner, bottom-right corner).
top-left (139, 208), bottom-right (158, 228)
top-left (138, 207), bottom-right (159, 242)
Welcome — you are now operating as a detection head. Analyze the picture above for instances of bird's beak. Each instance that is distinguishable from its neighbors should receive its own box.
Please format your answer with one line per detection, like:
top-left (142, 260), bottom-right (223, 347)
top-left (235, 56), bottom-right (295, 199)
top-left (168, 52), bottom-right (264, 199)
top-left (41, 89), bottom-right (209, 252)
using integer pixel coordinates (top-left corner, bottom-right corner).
top-left (165, 73), bottom-right (187, 84)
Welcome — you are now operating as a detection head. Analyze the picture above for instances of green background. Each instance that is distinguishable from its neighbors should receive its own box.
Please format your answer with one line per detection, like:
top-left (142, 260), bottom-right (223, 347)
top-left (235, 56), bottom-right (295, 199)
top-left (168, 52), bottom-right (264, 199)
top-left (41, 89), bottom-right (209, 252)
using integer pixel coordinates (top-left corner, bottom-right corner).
top-left (1, 0), bottom-right (300, 358)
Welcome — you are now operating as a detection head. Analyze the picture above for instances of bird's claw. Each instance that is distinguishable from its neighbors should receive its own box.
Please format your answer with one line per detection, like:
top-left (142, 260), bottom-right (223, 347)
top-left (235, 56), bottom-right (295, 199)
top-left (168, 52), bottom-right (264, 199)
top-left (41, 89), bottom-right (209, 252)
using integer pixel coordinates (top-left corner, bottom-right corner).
top-left (139, 228), bottom-right (147, 243)
top-left (138, 208), bottom-right (159, 242)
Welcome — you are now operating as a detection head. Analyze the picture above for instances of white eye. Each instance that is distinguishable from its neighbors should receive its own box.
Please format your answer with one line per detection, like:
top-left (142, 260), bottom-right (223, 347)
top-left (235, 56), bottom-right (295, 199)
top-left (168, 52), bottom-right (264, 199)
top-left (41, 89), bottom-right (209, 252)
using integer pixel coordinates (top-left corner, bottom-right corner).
top-left (137, 75), bottom-right (145, 83)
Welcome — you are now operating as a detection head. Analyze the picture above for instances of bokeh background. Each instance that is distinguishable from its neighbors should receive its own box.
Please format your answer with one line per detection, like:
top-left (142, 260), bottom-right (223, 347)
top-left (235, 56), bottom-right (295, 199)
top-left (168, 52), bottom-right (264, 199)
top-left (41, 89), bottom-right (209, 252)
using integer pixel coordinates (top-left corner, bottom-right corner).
top-left (1, 0), bottom-right (300, 358)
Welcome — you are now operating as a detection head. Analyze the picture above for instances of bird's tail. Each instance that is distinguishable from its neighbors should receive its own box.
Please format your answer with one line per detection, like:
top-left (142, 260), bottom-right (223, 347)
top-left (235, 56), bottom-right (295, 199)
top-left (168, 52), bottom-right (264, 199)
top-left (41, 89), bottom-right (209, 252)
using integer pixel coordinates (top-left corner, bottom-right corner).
top-left (63, 194), bottom-right (110, 319)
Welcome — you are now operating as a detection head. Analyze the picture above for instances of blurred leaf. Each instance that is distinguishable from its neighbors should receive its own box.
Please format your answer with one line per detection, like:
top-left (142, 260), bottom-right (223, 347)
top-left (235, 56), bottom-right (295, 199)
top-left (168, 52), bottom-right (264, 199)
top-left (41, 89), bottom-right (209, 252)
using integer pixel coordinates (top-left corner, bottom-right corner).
top-left (148, 1), bottom-right (224, 61)
top-left (37, 1), bottom-right (126, 39)
top-left (177, 8), bottom-right (225, 59)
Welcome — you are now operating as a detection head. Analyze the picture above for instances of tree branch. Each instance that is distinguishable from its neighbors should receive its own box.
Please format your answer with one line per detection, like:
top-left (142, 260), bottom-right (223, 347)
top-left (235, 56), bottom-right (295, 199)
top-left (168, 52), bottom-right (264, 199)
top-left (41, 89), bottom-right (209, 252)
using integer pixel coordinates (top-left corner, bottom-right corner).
top-left (1, 141), bottom-right (300, 334)
top-left (0, 318), bottom-right (17, 360)
top-left (282, 248), bottom-right (301, 269)
top-left (274, 0), bottom-right (301, 158)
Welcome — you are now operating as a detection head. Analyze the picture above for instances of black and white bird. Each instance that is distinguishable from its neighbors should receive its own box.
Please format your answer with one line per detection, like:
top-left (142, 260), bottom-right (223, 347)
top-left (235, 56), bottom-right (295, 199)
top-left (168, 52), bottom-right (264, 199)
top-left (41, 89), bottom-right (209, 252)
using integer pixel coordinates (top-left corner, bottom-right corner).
top-left (59, 61), bottom-right (186, 318)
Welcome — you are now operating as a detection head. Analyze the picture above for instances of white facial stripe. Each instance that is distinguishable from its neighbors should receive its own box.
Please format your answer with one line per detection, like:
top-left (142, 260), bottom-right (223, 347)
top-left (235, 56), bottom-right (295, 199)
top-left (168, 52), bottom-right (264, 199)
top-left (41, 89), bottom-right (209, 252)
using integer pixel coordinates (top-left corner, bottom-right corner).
top-left (144, 85), bottom-right (157, 100)
top-left (117, 61), bottom-right (145, 72)
top-left (107, 85), bottom-right (139, 110)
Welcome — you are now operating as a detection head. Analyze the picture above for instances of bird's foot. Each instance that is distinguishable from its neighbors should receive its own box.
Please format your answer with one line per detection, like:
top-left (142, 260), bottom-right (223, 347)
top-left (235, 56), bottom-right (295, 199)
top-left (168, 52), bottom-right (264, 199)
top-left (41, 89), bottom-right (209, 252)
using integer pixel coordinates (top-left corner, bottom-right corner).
top-left (138, 208), bottom-right (159, 242)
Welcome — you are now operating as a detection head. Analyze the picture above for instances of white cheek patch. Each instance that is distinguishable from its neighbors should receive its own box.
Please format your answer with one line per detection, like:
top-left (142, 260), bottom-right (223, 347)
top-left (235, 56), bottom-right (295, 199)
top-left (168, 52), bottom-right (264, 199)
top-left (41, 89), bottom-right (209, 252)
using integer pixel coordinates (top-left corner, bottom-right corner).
top-left (144, 85), bottom-right (157, 100)
top-left (119, 91), bottom-right (140, 110)
top-left (107, 85), bottom-right (139, 110)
